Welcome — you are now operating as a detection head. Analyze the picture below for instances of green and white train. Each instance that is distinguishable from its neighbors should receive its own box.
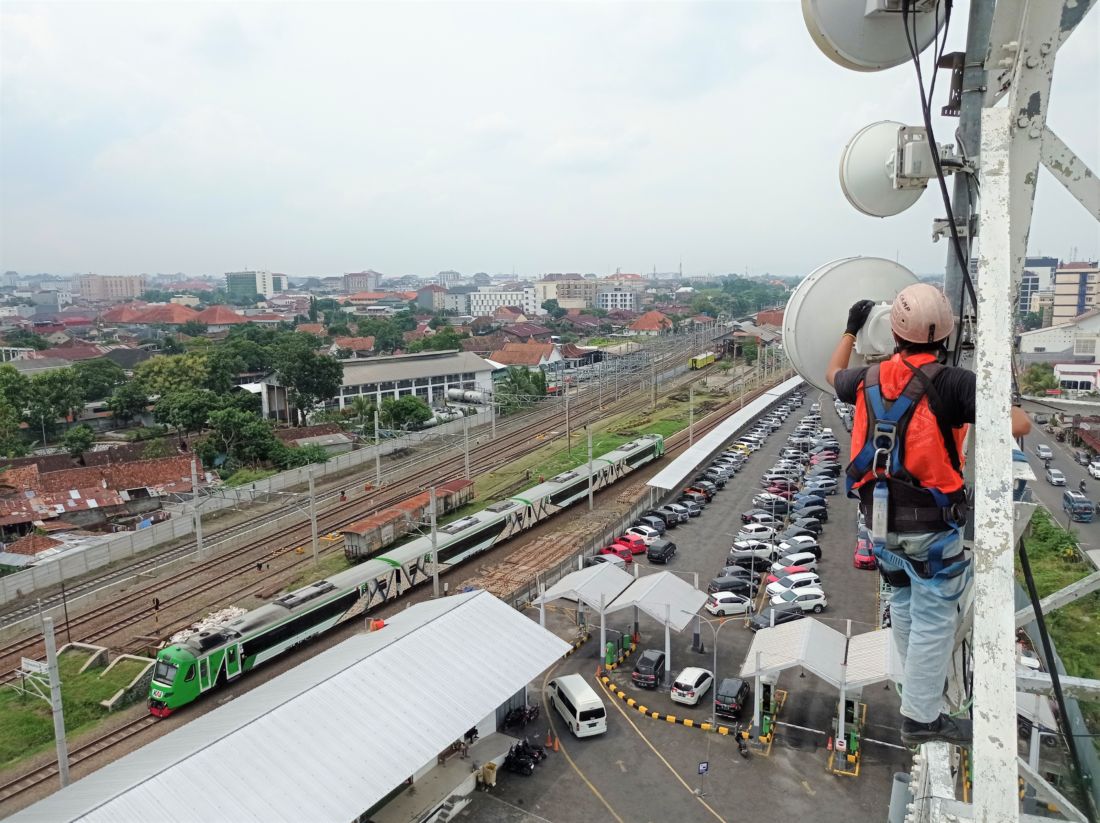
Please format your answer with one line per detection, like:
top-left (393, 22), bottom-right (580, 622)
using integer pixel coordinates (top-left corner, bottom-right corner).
top-left (149, 434), bottom-right (665, 716)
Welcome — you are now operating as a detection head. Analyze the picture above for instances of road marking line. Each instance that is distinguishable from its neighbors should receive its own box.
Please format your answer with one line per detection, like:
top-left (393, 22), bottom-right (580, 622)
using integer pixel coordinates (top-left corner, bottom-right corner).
top-left (801, 779), bottom-right (816, 796)
top-left (540, 667), bottom-right (626, 823)
top-left (863, 737), bottom-right (907, 750)
top-left (594, 674), bottom-right (729, 823)
top-left (776, 720), bottom-right (826, 735)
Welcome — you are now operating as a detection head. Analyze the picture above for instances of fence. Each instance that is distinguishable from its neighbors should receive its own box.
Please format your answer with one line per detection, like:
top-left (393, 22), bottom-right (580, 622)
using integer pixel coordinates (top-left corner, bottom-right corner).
top-left (0, 410), bottom-right (491, 607)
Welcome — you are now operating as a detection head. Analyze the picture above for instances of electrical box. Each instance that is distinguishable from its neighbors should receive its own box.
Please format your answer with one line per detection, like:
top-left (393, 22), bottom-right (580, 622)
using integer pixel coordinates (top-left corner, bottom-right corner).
top-left (865, 0), bottom-right (939, 14)
top-left (895, 127), bottom-right (935, 188)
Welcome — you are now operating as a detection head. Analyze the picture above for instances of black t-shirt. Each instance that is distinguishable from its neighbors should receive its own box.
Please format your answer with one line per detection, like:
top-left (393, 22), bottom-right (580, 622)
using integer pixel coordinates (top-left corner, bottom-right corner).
top-left (833, 364), bottom-right (976, 428)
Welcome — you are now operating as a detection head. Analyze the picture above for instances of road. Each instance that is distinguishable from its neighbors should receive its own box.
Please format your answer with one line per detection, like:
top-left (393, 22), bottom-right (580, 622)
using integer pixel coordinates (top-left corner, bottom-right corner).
top-left (460, 388), bottom-right (906, 823)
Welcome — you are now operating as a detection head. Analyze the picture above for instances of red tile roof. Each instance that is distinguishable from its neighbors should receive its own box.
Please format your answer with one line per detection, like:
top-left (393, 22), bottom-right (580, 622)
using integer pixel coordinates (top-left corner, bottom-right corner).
top-left (5, 533), bottom-right (62, 557)
top-left (36, 345), bottom-right (109, 362)
top-left (502, 322), bottom-right (553, 339)
top-left (99, 303), bottom-right (148, 323)
top-left (296, 323), bottom-right (326, 335)
top-left (629, 310), bottom-right (673, 332)
top-left (489, 341), bottom-right (556, 366)
top-left (194, 305), bottom-right (246, 325)
top-left (132, 304), bottom-right (201, 325)
top-left (332, 336), bottom-right (375, 351)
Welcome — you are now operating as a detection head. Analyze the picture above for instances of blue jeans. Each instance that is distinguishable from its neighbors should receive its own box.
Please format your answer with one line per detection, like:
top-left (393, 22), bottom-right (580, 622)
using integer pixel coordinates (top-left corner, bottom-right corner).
top-left (885, 530), bottom-right (971, 724)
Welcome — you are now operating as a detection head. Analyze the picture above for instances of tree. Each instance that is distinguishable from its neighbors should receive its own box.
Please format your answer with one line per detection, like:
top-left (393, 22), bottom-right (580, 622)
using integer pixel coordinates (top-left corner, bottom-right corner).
top-left (1019, 363), bottom-right (1058, 395)
top-left (0, 401), bottom-right (28, 457)
top-left (308, 297), bottom-right (318, 323)
top-left (154, 390), bottom-right (221, 441)
top-left (72, 359), bottom-right (126, 402)
top-left (379, 396), bottom-right (432, 430)
top-left (135, 353), bottom-right (210, 397)
top-left (273, 338), bottom-right (343, 424)
top-left (273, 442), bottom-right (330, 469)
top-left (158, 336), bottom-right (184, 354)
top-left (202, 407), bottom-right (279, 466)
top-left (108, 381), bottom-right (149, 423)
top-left (179, 320), bottom-right (209, 337)
top-left (542, 299), bottom-right (567, 320)
top-left (62, 424), bottom-right (96, 457)
top-left (1021, 312), bottom-right (1044, 331)
top-left (495, 367), bottom-right (547, 412)
top-left (408, 328), bottom-right (467, 353)
top-left (27, 369), bottom-right (85, 440)
top-left (350, 396), bottom-right (376, 434)
top-left (3, 329), bottom-right (48, 350)
top-left (0, 365), bottom-right (31, 411)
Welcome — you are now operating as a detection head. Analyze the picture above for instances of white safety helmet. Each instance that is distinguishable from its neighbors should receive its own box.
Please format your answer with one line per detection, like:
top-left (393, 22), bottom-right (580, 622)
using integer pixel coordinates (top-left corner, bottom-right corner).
top-left (890, 283), bottom-right (955, 344)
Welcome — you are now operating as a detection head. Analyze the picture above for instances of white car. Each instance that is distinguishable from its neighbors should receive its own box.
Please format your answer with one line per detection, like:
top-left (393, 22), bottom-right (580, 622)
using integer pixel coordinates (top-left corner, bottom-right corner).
top-left (1035, 444), bottom-right (1053, 460)
top-left (776, 536), bottom-right (821, 557)
top-left (770, 586), bottom-right (828, 614)
top-left (771, 552), bottom-right (819, 574)
top-left (670, 667), bottom-right (714, 706)
top-left (624, 525), bottom-right (661, 546)
top-left (736, 524), bottom-right (777, 542)
top-left (1045, 468), bottom-right (1066, 486)
top-left (1090, 462), bottom-right (1100, 480)
top-left (765, 571), bottom-right (822, 598)
top-left (728, 540), bottom-right (776, 560)
top-left (705, 591), bottom-right (753, 617)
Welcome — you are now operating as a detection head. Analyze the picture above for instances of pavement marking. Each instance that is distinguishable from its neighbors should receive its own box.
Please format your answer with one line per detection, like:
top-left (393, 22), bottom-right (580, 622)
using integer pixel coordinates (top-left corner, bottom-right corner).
top-left (479, 793), bottom-right (557, 823)
top-left (540, 667), bottom-right (626, 823)
top-left (594, 673), bottom-right (730, 823)
top-left (863, 736), bottom-right (906, 750)
top-left (776, 720), bottom-right (826, 735)
top-left (801, 779), bottom-right (816, 796)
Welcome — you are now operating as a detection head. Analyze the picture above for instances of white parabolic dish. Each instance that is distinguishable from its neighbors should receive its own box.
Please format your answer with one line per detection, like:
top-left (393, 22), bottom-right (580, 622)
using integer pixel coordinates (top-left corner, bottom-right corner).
top-left (802, 0), bottom-right (944, 73)
top-left (840, 121), bottom-right (926, 218)
top-left (784, 257), bottom-right (920, 395)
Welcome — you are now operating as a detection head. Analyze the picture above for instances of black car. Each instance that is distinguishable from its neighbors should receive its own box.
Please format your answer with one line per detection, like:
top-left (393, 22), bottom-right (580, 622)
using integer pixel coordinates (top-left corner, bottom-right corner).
top-left (647, 539), bottom-right (677, 564)
top-left (791, 494), bottom-right (827, 510)
top-left (749, 604), bottom-right (806, 631)
top-left (635, 515), bottom-right (667, 535)
top-left (779, 525), bottom-right (817, 541)
top-left (697, 473), bottom-right (727, 489)
top-left (805, 465), bottom-right (841, 479)
top-left (707, 576), bottom-right (752, 595)
top-left (791, 517), bottom-right (823, 535)
top-left (714, 678), bottom-right (751, 720)
top-left (632, 649), bottom-right (666, 689)
top-left (716, 565), bottom-right (763, 584)
top-left (793, 505), bottom-right (828, 524)
top-left (643, 509), bottom-right (674, 528)
top-left (729, 555), bottom-right (773, 572)
top-left (693, 480), bottom-right (720, 496)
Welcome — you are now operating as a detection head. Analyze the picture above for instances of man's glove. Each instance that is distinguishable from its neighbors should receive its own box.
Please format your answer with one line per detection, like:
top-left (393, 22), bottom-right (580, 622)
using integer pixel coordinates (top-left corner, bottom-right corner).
top-left (845, 300), bottom-right (876, 337)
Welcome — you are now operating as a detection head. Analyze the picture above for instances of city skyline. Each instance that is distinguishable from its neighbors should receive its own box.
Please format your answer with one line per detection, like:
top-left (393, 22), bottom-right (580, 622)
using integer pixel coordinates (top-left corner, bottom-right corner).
top-left (2, 2), bottom-right (1097, 278)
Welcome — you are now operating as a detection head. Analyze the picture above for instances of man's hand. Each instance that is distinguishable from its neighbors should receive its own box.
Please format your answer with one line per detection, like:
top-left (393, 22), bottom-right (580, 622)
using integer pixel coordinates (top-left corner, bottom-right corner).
top-left (845, 300), bottom-right (876, 337)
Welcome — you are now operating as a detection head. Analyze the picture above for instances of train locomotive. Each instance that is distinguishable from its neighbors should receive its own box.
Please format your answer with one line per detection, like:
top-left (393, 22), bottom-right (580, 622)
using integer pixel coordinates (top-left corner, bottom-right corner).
top-left (149, 434), bottom-right (665, 716)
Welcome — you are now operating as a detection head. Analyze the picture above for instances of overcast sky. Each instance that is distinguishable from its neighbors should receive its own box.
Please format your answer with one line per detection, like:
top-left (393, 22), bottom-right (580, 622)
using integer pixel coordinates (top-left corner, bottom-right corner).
top-left (2, 1), bottom-right (1097, 280)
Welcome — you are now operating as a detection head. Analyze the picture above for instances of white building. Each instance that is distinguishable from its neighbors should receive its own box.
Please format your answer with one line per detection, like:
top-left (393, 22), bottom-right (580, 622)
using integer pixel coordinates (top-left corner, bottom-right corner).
top-left (596, 288), bottom-right (638, 312)
top-left (1018, 309), bottom-right (1100, 356)
top-left (468, 287), bottom-right (539, 317)
top-left (1054, 362), bottom-right (1100, 393)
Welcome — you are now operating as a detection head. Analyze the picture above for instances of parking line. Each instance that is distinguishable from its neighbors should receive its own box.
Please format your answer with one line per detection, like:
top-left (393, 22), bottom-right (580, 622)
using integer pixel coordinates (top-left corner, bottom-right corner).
top-left (863, 737), bottom-right (906, 750)
top-left (775, 720), bottom-right (826, 735)
top-left (540, 667), bottom-right (627, 823)
top-left (594, 674), bottom-right (730, 823)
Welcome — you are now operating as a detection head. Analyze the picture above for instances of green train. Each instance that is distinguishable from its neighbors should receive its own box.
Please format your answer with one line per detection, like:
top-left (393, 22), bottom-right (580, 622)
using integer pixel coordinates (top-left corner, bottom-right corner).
top-left (148, 434), bottom-right (665, 716)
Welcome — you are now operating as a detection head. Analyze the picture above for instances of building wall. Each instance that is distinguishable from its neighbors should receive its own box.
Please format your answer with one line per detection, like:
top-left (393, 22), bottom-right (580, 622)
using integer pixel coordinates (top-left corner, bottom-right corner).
top-left (469, 288), bottom-right (538, 316)
top-left (78, 274), bottom-right (147, 301)
top-left (596, 289), bottom-right (637, 311)
top-left (331, 363), bottom-right (493, 410)
top-left (556, 279), bottom-right (596, 307)
top-left (1019, 313), bottom-right (1100, 354)
top-left (226, 270), bottom-right (276, 300)
top-left (534, 281), bottom-right (558, 305)
top-left (1051, 266), bottom-right (1100, 325)
top-left (444, 292), bottom-right (471, 314)
top-left (344, 272), bottom-right (381, 293)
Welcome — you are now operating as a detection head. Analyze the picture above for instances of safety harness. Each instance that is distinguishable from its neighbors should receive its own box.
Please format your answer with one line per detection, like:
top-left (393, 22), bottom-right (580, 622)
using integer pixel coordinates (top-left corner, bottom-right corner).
top-left (845, 360), bottom-right (970, 596)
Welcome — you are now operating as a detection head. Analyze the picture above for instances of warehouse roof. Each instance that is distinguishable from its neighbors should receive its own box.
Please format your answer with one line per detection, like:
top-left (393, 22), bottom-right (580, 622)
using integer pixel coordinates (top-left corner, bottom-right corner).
top-left (339, 350), bottom-right (494, 385)
top-left (534, 562), bottom-right (634, 611)
top-left (603, 571), bottom-right (707, 632)
top-left (11, 590), bottom-right (570, 823)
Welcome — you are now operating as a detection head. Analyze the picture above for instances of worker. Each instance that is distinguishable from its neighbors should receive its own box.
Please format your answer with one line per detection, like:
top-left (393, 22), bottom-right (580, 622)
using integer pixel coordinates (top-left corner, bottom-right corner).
top-left (1079, 479), bottom-right (1087, 495)
top-left (826, 284), bottom-right (1030, 747)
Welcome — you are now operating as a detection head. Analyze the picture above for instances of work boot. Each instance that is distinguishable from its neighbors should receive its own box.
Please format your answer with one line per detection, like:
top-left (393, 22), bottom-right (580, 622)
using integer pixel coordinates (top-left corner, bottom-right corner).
top-left (901, 714), bottom-right (973, 747)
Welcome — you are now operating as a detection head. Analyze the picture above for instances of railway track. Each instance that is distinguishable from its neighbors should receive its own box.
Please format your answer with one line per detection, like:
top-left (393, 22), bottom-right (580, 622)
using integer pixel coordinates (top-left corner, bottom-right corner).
top-left (0, 348), bottom-right (736, 674)
top-left (0, 371), bottom-right (791, 812)
top-left (0, 715), bottom-right (159, 806)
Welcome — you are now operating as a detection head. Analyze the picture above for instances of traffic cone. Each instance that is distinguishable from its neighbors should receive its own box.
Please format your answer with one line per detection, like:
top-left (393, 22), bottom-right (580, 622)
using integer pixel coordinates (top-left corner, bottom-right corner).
top-left (553, 736), bottom-right (560, 752)
top-left (545, 729), bottom-right (553, 747)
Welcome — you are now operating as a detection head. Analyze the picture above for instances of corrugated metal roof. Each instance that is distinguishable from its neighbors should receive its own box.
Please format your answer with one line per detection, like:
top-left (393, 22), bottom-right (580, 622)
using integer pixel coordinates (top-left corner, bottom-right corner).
top-left (340, 351), bottom-right (495, 386)
top-left (739, 621), bottom-right (898, 691)
top-left (12, 590), bottom-right (570, 823)
top-left (647, 376), bottom-right (803, 491)
top-left (845, 628), bottom-right (901, 688)
top-left (534, 563), bottom-right (634, 611)
top-left (603, 571), bottom-right (707, 632)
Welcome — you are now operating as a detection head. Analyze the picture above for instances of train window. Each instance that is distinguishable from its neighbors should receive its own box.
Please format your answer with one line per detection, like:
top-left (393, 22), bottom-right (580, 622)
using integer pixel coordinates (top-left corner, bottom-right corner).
top-left (184, 664), bottom-right (196, 682)
top-left (153, 661), bottom-right (178, 683)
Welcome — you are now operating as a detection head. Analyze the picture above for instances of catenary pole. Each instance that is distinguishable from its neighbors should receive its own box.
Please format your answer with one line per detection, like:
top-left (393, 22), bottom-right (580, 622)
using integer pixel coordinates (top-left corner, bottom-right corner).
top-left (43, 616), bottom-right (70, 787)
top-left (587, 426), bottom-right (594, 511)
top-left (463, 416), bottom-right (470, 480)
top-left (374, 409), bottom-right (382, 488)
top-left (430, 486), bottom-right (439, 598)
top-left (308, 468), bottom-right (319, 565)
top-left (191, 458), bottom-right (204, 561)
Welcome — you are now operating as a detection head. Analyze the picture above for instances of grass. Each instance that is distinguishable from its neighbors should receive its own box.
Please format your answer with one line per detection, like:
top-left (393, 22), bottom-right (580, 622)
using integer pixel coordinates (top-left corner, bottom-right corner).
top-left (284, 550), bottom-right (351, 590)
top-left (0, 651), bottom-right (151, 771)
top-left (224, 468), bottom-right (278, 487)
top-left (1017, 509), bottom-right (1100, 753)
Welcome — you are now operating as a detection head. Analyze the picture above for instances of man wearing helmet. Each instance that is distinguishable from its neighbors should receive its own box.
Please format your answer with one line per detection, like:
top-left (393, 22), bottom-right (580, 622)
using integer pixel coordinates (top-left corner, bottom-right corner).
top-left (825, 283), bottom-right (1030, 747)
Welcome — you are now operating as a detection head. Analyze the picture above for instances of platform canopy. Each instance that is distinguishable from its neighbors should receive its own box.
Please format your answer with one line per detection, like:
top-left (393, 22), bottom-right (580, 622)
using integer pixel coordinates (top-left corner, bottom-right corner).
top-left (603, 571), bottom-right (707, 633)
top-left (647, 375), bottom-right (803, 491)
top-left (533, 563), bottom-right (634, 612)
top-left (739, 619), bottom-right (899, 690)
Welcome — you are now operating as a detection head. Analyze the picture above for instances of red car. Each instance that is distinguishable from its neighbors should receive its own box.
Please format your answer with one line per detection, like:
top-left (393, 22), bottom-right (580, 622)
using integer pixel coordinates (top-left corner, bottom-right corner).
top-left (765, 566), bottom-right (810, 585)
top-left (600, 544), bottom-right (634, 563)
top-left (764, 486), bottom-right (796, 499)
top-left (810, 453), bottom-right (839, 464)
top-left (853, 537), bottom-right (877, 569)
top-left (613, 535), bottom-right (647, 555)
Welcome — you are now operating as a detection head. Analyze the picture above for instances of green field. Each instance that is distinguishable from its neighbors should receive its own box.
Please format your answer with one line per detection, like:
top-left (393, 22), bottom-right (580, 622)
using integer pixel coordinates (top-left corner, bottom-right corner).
top-left (0, 652), bottom-right (150, 771)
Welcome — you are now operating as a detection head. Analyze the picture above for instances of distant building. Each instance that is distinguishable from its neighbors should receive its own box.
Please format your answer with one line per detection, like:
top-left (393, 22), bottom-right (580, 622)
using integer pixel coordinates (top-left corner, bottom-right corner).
top-left (437, 270), bottom-right (463, 287)
top-left (416, 284), bottom-right (447, 312)
top-left (1018, 256), bottom-right (1059, 318)
top-left (1018, 308), bottom-right (1100, 361)
top-left (1051, 261), bottom-right (1100, 325)
top-left (628, 310), bottom-right (673, 336)
top-left (596, 288), bottom-right (638, 312)
top-left (469, 287), bottom-right (539, 317)
top-left (344, 271), bottom-right (382, 293)
top-left (225, 270), bottom-right (282, 301)
top-left (555, 278), bottom-right (597, 310)
top-left (78, 274), bottom-right (147, 301)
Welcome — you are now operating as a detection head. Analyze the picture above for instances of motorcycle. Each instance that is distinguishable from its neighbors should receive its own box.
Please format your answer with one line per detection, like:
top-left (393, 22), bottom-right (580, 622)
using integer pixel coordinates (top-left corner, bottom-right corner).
top-left (504, 744), bottom-right (536, 776)
top-left (518, 736), bottom-right (546, 763)
top-left (503, 704), bottom-right (539, 728)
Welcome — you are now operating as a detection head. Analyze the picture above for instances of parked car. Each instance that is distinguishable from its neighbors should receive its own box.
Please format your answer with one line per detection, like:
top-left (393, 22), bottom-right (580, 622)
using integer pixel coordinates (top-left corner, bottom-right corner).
top-left (692, 480), bottom-right (720, 496)
top-left (684, 485), bottom-right (714, 502)
top-left (802, 478), bottom-right (838, 495)
top-left (736, 524), bottom-right (777, 542)
top-left (614, 534), bottom-right (648, 554)
top-left (670, 667), bottom-right (714, 706)
top-left (771, 551), bottom-right (819, 574)
top-left (751, 494), bottom-right (790, 512)
top-left (765, 571), bottom-right (822, 598)
top-left (853, 536), bottom-right (877, 569)
top-left (790, 517), bottom-right (823, 536)
top-left (663, 503), bottom-right (690, 522)
top-left (585, 554), bottom-right (627, 569)
top-left (763, 487), bottom-right (796, 500)
top-left (714, 678), bottom-right (751, 719)
top-left (634, 516), bottom-right (667, 535)
top-left (1090, 462), bottom-right (1100, 480)
top-left (771, 586), bottom-right (828, 614)
top-left (678, 499), bottom-right (703, 516)
top-left (728, 539), bottom-right (776, 559)
top-left (776, 536), bottom-right (821, 558)
top-left (707, 576), bottom-right (753, 595)
top-left (599, 544), bottom-right (633, 563)
top-left (680, 492), bottom-right (708, 508)
top-left (741, 510), bottom-right (782, 528)
top-left (705, 591), bottom-right (753, 617)
top-left (778, 525), bottom-right (817, 542)
top-left (729, 555), bottom-right (774, 572)
top-left (791, 504), bottom-right (828, 524)
top-left (632, 649), bottom-right (666, 689)
top-left (791, 493), bottom-right (827, 509)
top-left (649, 507), bottom-right (681, 527)
top-left (715, 565), bottom-right (763, 584)
top-left (647, 539), bottom-right (677, 564)
top-left (749, 603), bottom-right (806, 631)
top-left (624, 526), bottom-right (661, 547)
top-left (1046, 468), bottom-right (1066, 486)
top-left (698, 471), bottom-right (727, 488)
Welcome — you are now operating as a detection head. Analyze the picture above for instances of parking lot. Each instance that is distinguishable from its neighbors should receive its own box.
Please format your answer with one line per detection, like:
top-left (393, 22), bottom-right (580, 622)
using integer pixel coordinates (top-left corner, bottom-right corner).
top-left (461, 390), bottom-right (910, 823)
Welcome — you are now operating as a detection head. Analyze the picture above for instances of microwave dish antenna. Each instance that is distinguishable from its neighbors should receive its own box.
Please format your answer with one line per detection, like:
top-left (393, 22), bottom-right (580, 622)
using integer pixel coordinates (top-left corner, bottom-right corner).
top-left (802, 0), bottom-right (945, 72)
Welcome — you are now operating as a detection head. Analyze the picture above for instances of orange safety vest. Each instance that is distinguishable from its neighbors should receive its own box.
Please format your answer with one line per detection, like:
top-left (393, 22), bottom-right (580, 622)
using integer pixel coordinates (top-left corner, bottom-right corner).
top-left (849, 353), bottom-right (968, 494)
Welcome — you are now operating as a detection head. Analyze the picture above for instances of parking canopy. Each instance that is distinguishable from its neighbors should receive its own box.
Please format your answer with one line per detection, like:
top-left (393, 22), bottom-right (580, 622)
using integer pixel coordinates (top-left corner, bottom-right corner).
top-left (739, 618), bottom-right (900, 690)
top-left (533, 563), bottom-right (634, 612)
top-left (603, 571), bottom-right (708, 633)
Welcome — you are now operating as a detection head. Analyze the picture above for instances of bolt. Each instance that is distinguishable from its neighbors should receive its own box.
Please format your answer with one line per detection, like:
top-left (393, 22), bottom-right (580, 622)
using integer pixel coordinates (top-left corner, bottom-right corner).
top-left (1029, 127), bottom-right (1042, 139)
top-left (1039, 41), bottom-right (1052, 55)
top-left (1025, 56), bottom-right (1039, 68)
top-left (1017, 115), bottom-right (1030, 128)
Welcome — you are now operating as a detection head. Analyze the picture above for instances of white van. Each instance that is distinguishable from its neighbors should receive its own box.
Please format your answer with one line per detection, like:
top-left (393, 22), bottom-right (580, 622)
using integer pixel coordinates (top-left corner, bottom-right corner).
top-left (547, 673), bottom-right (607, 738)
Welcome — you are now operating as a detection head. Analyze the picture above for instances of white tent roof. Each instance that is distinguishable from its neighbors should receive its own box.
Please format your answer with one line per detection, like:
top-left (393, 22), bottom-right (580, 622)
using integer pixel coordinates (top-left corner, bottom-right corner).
top-left (739, 620), bottom-right (899, 691)
top-left (603, 571), bottom-right (707, 633)
top-left (533, 563), bottom-right (635, 611)
top-left (647, 375), bottom-right (803, 490)
top-left (12, 591), bottom-right (570, 823)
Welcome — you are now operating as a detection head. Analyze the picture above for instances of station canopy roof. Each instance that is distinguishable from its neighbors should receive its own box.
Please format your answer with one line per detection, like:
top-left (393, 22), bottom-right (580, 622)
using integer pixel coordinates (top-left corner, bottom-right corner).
top-left (534, 563), bottom-right (634, 612)
top-left (739, 619), bottom-right (900, 690)
top-left (11, 590), bottom-right (570, 823)
top-left (647, 375), bottom-right (803, 491)
top-left (603, 571), bottom-right (708, 633)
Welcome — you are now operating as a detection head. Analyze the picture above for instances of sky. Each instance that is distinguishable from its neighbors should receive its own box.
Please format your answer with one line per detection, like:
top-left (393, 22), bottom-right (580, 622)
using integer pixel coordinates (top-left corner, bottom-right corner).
top-left (1, 1), bottom-right (1097, 280)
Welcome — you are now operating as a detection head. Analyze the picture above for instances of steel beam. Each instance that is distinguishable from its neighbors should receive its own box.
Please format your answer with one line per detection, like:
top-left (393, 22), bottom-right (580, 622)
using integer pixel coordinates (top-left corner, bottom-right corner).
top-left (1041, 126), bottom-right (1100, 219)
top-left (1017, 757), bottom-right (1089, 823)
top-left (1014, 570), bottom-right (1100, 627)
top-left (1016, 670), bottom-right (1100, 700)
